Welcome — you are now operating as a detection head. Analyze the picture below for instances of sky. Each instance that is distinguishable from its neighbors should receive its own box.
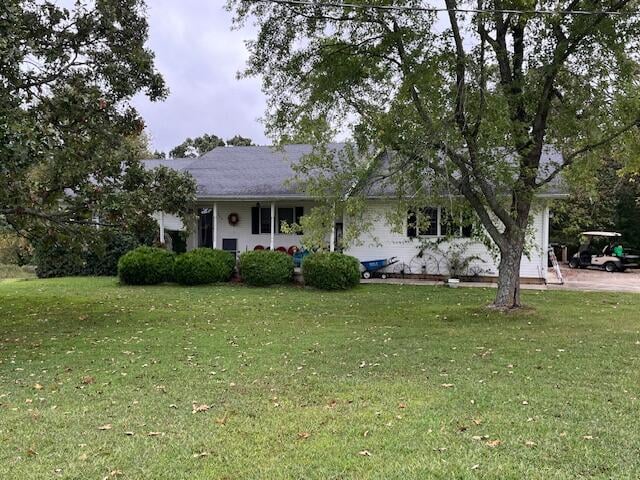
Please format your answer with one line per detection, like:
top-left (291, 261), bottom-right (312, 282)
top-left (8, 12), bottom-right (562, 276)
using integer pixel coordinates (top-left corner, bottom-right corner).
top-left (131, 0), bottom-right (268, 153)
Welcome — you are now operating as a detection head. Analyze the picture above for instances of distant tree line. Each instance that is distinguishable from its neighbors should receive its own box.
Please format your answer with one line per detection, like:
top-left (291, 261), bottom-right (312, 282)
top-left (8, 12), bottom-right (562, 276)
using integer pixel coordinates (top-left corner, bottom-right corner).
top-left (152, 133), bottom-right (255, 159)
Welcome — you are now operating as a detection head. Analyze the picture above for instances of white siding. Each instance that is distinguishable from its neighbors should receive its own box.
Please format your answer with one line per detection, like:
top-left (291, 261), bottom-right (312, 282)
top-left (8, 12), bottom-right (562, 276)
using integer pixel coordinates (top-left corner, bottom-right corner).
top-left (188, 201), bottom-right (314, 254)
top-left (182, 199), bottom-right (549, 280)
top-left (344, 201), bottom-right (548, 280)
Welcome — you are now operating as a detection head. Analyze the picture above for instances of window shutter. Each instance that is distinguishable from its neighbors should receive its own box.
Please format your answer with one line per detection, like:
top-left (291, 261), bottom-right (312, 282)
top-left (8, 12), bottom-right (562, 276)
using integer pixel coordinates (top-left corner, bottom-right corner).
top-left (251, 207), bottom-right (259, 234)
top-left (407, 210), bottom-right (417, 238)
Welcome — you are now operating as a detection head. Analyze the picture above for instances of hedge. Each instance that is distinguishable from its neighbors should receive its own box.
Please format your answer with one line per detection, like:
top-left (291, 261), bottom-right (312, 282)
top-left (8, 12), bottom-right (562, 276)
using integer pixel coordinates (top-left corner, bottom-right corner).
top-left (239, 250), bottom-right (294, 286)
top-left (117, 246), bottom-right (175, 285)
top-left (302, 252), bottom-right (361, 290)
top-left (174, 248), bottom-right (236, 285)
top-left (34, 230), bottom-right (139, 278)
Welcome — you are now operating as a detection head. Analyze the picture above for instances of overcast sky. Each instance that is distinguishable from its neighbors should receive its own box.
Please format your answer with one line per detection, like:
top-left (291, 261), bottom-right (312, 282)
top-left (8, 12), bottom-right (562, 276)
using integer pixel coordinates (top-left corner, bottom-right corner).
top-left (132, 0), bottom-right (268, 153)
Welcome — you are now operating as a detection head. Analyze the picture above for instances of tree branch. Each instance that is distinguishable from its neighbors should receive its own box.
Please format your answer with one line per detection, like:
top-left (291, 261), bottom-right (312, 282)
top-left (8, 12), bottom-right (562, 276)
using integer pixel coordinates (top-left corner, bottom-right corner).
top-left (537, 117), bottom-right (640, 187)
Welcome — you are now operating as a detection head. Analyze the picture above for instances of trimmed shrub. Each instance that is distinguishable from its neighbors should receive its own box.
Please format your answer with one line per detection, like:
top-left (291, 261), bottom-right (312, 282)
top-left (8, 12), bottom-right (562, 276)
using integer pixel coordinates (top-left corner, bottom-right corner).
top-left (174, 248), bottom-right (236, 285)
top-left (239, 250), bottom-right (294, 286)
top-left (117, 246), bottom-right (175, 285)
top-left (302, 252), bottom-right (361, 290)
top-left (34, 230), bottom-right (140, 278)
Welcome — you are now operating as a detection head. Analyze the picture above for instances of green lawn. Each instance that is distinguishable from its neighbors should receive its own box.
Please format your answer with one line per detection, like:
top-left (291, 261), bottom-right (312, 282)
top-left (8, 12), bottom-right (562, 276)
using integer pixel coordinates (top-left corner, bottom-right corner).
top-left (1, 278), bottom-right (639, 479)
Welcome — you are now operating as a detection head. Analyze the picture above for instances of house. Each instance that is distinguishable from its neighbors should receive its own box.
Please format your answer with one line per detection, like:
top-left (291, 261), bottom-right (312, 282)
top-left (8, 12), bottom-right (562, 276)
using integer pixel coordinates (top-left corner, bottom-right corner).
top-left (143, 144), bottom-right (567, 283)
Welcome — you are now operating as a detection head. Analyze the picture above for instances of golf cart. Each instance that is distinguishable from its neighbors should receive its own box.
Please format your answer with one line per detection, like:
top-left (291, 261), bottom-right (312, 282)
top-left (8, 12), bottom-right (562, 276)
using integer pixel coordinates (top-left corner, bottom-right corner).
top-left (568, 231), bottom-right (639, 272)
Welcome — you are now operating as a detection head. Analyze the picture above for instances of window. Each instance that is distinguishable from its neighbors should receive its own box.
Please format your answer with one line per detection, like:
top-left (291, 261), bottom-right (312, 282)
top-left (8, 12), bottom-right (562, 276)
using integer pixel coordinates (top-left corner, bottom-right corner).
top-left (252, 206), bottom-right (304, 234)
top-left (407, 207), bottom-right (438, 237)
top-left (277, 206), bottom-right (304, 234)
top-left (441, 209), bottom-right (473, 238)
top-left (260, 207), bottom-right (271, 234)
top-left (277, 208), bottom-right (294, 233)
top-left (251, 206), bottom-right (270, 234)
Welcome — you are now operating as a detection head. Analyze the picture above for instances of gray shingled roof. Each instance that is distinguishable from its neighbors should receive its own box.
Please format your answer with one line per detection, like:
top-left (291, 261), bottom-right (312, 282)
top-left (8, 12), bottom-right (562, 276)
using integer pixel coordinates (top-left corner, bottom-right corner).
top-left (141, 143), bottom-right (567, 199)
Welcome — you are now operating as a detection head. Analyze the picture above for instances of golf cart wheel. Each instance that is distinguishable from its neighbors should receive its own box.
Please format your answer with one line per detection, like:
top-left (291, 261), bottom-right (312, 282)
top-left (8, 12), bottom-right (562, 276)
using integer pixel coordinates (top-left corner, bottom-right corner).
top-left (568, 258), bottom-right (580, 269)
top-left (604, 262), bottom-right (617, 273)
top-left (362, 271), bottom-right (371, 279)
top-left (381, 273), bottom-right (387, 279)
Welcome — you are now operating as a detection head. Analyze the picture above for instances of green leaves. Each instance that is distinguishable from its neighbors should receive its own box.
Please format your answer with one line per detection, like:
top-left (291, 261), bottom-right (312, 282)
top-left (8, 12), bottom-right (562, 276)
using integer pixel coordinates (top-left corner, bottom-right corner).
top-left (1, 0), bottom-right (194, 247)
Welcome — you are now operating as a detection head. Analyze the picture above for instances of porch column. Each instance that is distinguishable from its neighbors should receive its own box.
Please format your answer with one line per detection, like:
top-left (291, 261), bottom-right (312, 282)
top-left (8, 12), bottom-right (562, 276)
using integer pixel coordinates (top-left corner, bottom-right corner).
top-left (270, 202), bottom-right (275, 250)
top-left (213, 202), bottom-right (218, 249)
top-left (159, 212), bottom-right (165, 245)
top-left (329, 203), bottom-right (336, 252)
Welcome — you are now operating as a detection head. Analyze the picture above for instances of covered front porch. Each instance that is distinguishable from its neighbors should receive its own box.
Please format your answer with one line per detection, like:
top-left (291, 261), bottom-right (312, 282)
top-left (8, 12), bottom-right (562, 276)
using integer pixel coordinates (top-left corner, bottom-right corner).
top-left (178, 200), bottom-right (340, 257)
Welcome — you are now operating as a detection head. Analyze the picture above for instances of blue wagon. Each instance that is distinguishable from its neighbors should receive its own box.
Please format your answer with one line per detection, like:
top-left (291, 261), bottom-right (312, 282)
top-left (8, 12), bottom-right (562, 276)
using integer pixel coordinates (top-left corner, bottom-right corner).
top-left (360, 257), bottom-right (398, 279)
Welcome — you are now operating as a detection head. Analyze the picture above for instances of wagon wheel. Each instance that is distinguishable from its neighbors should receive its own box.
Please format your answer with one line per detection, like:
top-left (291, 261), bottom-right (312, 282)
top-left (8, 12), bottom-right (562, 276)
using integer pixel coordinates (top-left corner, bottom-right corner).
top-left (467, 264), bottom-right (484, 277)
top-left (392, 262), bottom-right (410, 278)
top-left (409, 255), bottom-right (428, 275)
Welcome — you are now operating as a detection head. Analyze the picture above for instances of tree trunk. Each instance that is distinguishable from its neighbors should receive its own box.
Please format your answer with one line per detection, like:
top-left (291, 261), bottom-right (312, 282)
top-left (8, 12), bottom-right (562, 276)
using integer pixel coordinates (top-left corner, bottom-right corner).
top-left (494, 239), bottom-right (525, 309)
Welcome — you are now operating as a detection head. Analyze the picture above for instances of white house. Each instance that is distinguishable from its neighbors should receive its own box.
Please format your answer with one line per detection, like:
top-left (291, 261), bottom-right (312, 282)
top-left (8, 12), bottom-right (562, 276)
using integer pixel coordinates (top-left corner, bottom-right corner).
top-left (144, 144), bottom-right (567, 283)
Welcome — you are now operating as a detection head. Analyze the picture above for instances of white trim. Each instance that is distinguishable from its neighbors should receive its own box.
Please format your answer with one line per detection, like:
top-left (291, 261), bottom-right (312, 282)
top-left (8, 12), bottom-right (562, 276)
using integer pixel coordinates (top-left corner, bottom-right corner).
top-left (541, 206), bottom-right (549, 281)
top-left (270, 202), bottom-right (275, 250)
top-left (159, 212), bottom-right (165, 244)
top-left (213, 202), bottom-right (218, 249)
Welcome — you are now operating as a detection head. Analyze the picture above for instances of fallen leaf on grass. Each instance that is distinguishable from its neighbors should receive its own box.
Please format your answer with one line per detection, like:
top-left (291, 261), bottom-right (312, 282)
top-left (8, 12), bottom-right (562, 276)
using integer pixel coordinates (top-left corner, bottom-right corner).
top-left (486, 439), bottom-right (502, 447)
top-left (297, 432), bottom-right (311, 440)
top-left (525, 440), bottom-right (537, 447)
top-left (358, 450), bottom-right (372, 457)
top-left (147, 432), bottom-right (163, 437)
top-left (97, 424), bottom-right (112, 430)
top-left (471, 464), bottom-right (480, 470)
top-left (34, 383), bottom-right (43, 390)
top-left (215, 417), bottom-right (227, 426)
top-left (81, 376), bottom-right (95, 385)
top-left (192, 452), bottom-right (209, 458)
top-left (398, 402), bottom-right (407, 409)
top-left (192, 404), bottom-right (209, 414)
top-left (27, 447), bottom-right (37, 456)
top-left (441, 383), bottom-right (454, 388)
top-left (583, 435), bottom-right (593, 440)
top-left (472, 418), bottom-right (482, 425)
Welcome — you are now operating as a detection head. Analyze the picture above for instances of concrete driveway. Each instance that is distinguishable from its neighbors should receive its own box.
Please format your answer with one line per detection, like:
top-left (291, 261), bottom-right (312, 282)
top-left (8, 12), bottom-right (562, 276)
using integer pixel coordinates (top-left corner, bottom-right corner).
top-left (362, 266), bottom-right (640, 293)
top-left (548, 266), bottom-right (640, 293)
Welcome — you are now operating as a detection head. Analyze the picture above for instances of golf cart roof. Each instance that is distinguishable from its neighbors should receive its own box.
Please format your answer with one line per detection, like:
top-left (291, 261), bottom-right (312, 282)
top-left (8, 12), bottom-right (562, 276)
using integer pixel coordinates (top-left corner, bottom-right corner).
top-left (581, 231), bottom-right (622, 237)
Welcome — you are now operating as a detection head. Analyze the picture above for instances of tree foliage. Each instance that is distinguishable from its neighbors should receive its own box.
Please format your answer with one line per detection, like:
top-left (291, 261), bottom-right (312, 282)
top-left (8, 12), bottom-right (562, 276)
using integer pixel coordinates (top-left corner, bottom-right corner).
top-left (1, 0), bottom-right (196, 245)
top-left (168, 133), bottom-right (255, 157)
top-left (169, 133), bottom-right (226, 158)
top-left (231, 0), bottom-right (640, 307)
top-left (226, 135), bottom-right (254, 146)
top-left (551, 157), bottom-right (640, 251)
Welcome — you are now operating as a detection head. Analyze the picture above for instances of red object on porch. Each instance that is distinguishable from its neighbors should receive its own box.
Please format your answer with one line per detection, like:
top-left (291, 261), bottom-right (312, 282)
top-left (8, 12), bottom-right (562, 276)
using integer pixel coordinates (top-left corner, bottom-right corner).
top-left (275, 246), bottom-right (287, 253)
top-left (287, 245), bottom-right (299, 255)
top-left (254, 245), bottom-right (265, 250)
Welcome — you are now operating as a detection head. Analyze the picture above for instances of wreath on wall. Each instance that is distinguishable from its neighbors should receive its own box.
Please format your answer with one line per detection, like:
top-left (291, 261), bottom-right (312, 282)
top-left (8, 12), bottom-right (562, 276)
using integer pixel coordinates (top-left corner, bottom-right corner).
top-left (228, 213), bottom-right (239, 226)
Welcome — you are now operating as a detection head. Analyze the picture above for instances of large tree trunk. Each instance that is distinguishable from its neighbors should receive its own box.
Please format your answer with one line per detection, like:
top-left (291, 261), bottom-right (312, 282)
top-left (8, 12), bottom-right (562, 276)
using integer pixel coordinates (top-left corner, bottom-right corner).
top-left (494, 239), bottom-right (525, 309)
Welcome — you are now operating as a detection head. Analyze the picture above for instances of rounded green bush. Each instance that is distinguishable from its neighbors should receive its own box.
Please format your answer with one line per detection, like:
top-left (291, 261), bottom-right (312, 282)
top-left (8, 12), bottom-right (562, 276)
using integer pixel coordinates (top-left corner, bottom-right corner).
top-left (174, 248), bottom-right (236, 285)
top-left (117, 246), bottom-right (175, 285)
top-left (302, 252), bottom-right (361, 290)
top-left (239, 250), bottom-right (294, 286)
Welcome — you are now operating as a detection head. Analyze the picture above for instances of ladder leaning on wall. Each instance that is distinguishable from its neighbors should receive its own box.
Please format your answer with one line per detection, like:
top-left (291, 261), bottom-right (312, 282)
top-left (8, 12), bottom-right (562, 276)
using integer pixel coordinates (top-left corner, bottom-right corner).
top-left (548, 246), bottom-right (564, 284)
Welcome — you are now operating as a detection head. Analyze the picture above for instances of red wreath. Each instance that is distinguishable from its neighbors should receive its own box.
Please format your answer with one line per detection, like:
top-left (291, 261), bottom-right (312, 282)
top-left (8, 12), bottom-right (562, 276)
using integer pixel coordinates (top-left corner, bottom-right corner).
top-left (228, 213), bottom-right (239, 225)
